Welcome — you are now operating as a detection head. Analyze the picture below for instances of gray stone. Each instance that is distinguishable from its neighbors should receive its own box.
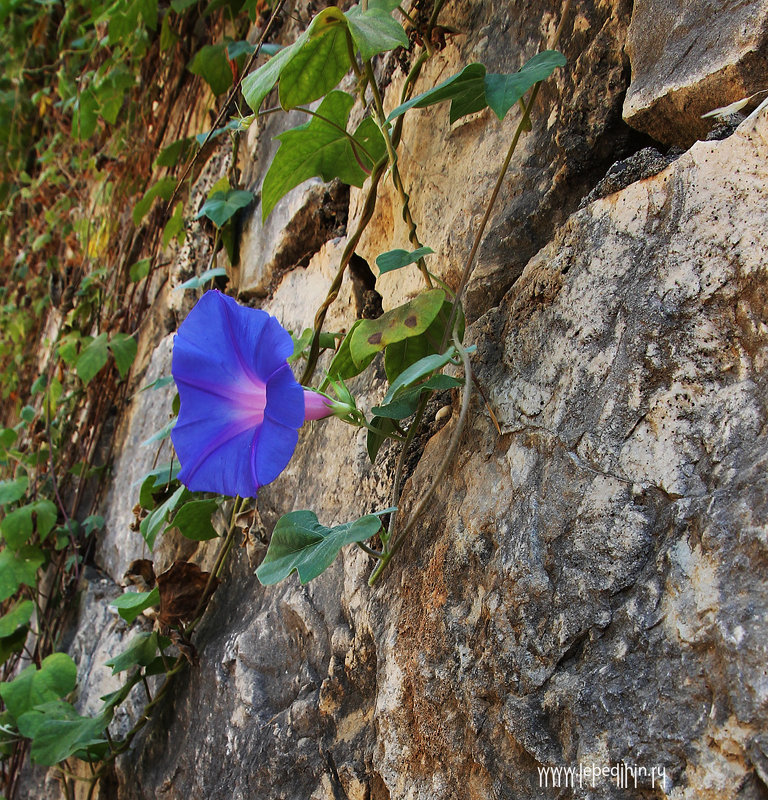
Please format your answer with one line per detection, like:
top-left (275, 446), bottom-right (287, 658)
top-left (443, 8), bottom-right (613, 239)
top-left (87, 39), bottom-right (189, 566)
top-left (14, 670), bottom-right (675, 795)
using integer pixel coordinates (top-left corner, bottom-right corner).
top-left (371, 109), bottom-right (768, 799)
top-left (623, 0), bottom-right (768, 146)
top-left (350, 0), bottom-right (643, 324)
top-left (99, 94), bottom-right (768, 800)
top-left (578, 146), bottom-right (681, 207)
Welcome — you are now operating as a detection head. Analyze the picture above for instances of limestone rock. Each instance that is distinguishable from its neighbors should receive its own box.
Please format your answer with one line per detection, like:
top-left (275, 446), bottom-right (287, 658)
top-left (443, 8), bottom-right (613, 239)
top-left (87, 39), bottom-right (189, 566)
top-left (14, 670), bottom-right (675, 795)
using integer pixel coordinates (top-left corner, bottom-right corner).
top-left (623, 0), bottom-right (768, 146)
top-left (352, 0), bottom-right (639, 321)
top-left (371, 109), bottom-right (768, 799)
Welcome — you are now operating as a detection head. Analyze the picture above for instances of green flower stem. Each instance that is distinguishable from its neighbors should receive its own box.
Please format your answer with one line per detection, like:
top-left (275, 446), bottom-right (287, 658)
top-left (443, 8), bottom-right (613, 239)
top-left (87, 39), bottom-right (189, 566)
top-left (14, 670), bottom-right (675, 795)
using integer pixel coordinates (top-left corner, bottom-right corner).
top-left (441, 0), bottom-right (572, 345)
top-left (364, 60), bottom-right (432, 289)
top-left (396, 4), bottom-right (417, 27)
top-left (369, 327), bottom-right (472, 584)
top-left (300, 156), bottom-right (388, 385)
top-left (186, 495), bottom-right (244, 635)
top-left (372, 0), bottom-right (573, 582)
top-left (386, 396), bottom-right (429, 541)
top-left (346, 31), bottom-right (363, 80)
top-left (427, 0), bottom-right (449, 37)
top-left (356, 541), bottom-right (384, 559)
top-left (298, 38), bottom-right (436, 385)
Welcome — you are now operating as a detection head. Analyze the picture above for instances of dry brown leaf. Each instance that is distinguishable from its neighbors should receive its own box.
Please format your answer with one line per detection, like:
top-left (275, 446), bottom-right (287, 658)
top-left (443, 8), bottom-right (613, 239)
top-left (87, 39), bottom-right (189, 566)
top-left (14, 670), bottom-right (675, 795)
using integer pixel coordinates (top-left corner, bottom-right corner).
top-left (156, 560), bottom-right (218, 631)
top-left (123, 558), bottom-right (156, 591)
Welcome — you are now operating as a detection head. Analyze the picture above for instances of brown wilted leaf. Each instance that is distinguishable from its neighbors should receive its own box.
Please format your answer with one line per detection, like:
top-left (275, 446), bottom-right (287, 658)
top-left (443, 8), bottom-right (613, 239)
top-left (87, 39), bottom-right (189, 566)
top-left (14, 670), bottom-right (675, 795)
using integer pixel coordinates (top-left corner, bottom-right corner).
top-left (123, 558), bottom-right (156, 591)
top-left (156, 561), bottom-right (218, 632)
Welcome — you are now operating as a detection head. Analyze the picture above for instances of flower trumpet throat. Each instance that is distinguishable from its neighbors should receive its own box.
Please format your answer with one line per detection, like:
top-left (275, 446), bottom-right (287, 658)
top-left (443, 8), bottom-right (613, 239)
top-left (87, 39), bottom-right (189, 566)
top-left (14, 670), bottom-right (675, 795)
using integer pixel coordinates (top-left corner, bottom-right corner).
top-left (171, 290), bottom-right (335, 498)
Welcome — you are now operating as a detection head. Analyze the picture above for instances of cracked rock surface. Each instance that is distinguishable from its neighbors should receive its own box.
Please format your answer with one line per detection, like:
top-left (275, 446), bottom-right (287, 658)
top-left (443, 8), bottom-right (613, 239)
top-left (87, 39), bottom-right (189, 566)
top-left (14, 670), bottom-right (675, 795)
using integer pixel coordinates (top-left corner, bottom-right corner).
top-left (103, 94), bottom-right (768, 800)
top-left (370, 111), bottom-right (768, 799)
top-left (20, 3), bottom-right (768, 797)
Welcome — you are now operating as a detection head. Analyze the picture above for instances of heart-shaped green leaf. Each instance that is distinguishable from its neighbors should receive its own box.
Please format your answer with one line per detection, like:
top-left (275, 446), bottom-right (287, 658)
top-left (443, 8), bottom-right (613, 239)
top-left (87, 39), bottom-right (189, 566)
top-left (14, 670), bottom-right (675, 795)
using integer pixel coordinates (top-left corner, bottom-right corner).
top-left (484, 50), bottom-right (566, 119)
top-left (110, 587), bottom-right (160, 623)
top-left (0, 600), bottom-right (34, 638)
top-left (108, 333), bottom-right (137, 379)
top-left (345, 6), bottom-right (408, 61)
top-left (0, 546), bottom-right (44, 602)
top-left (0, 475), bottom-right (28, 506)
top-left (257, 511), bottom-right (381, 585)
top-left (349, 289), bottom-right (445, 367)
top-left (0, 652), bottom-right (77, 720)
top-left (167, 498), bottom-right (219, 541)
top-left (196, 190), bottom-right (253, 228)
top-left (76, 333), bottom-right (109, 385)
top-left (17, 701), bottom-right (110, 766)
top-left (1, 499), bottom-right (58, 548)
top-left (387, 63), bottom-right (487, 124)
top-left (262, 90), bottom-right (385, 220)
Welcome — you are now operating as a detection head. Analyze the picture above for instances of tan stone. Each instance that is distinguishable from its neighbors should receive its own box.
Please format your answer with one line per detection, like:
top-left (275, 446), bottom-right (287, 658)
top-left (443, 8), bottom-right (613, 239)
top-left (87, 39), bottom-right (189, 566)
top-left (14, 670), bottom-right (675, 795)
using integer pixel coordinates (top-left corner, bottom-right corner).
top-left (624, 0), bottom-right (768, 146)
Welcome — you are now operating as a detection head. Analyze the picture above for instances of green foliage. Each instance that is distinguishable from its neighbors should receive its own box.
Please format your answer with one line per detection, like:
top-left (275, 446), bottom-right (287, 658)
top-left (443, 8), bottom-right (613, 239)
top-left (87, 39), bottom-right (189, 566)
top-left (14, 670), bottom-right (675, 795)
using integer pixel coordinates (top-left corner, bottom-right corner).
top-left (176, 267), bottom-right (229, 290)
top-left (278, 16), bottom-right (350, 109)
top-left (371, 374), bottom-right (461, 419)
top-left (140, 484), bottom-right (186, 548)
top-left (388, 51), bottom-right (566, 123)
top-left (384, 348), bottom-right (458, 404)
top-left (163, 202), bottom-right (186, 247)
top-left (366, 415), bottom-right (400, 462)
top-left (262, 91), bottom-right (386, 220)
top-left (188, 44), bottom-right (233, 96)
top-left (242, 3), bottom-right (407, 114)
top-left (1, 499), bottom-right (58, 548)
top-left (108, 333), bottom-right (138, 379)
top-left (17, 701), bottom-right (110, 765)
top-left (256, 511), bottom-right (382, 584)
top-left (324, 319), bottom-right (377, 385)
top-left (289, 329), bottom-right (341, 363)
top-left (0, 0), bottom-right (569, 780)
top-left (110, 587), bottom-right (160, 623)
top-left (76, 333), bottom-right (109, 385)
top-left (130, 258), bottom-right (152, 282)
top-left (345, 5), bottom-right (409, 60)
top-left (140, 415), bottom-right (177, 447)
top-left (376, 246), bottom-right (434, 274)
top-left (484, 51), bottom-right (568, 118)
top-left (0, 653), bottom-right (77, 720)
top-left (106, 631), bottom-right (164, 674)
top-left (168, 498), bottom-right (219, 540)
top-left (384, 298), bottom-right (463, 382)
top-left (133, 177), bottom-right (177, 226)
top-left (0, 546), bottom-right (44, 601)
top-left (0, 600), bottom-right (33, 638)
top-left (349, 289), bottom-right (445, 366)
top-left (0, 475), bottom-right (28, 505)
top-left (196, 190), bottom-right (253, 227)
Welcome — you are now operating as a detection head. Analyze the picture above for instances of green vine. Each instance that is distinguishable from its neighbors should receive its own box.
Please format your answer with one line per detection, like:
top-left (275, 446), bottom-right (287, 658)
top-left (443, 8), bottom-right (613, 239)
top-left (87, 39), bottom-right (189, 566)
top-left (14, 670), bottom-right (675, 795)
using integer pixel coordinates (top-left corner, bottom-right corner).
top-left (0, 0), bottom-right (571, 794)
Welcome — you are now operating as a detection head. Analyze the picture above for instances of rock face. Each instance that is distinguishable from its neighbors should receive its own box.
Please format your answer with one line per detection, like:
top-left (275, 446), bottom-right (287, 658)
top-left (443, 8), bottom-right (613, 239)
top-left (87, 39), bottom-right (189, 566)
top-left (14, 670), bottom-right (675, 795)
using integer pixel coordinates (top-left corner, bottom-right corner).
top-left (353, 0), bottom-right (641, 321)
top-left (107, 109), bottom-right (768, 800)
top-left (623, 0), bottom-right (768, 146)
top-left (22, 2), bottom-right (768, 799)
top-left (371, 110), bottom-right (768, 800)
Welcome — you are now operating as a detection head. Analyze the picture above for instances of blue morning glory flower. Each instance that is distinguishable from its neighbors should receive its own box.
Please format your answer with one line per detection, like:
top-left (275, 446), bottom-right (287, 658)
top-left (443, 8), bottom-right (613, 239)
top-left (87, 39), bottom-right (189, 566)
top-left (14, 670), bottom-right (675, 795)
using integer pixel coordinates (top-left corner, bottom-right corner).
top-left (171, 290), bottom-right (333, 498)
